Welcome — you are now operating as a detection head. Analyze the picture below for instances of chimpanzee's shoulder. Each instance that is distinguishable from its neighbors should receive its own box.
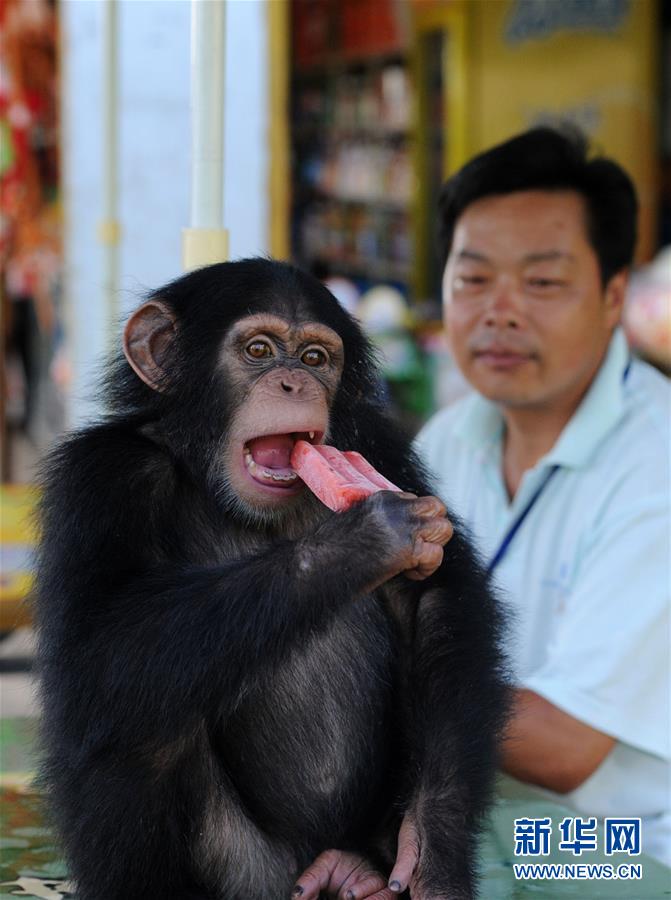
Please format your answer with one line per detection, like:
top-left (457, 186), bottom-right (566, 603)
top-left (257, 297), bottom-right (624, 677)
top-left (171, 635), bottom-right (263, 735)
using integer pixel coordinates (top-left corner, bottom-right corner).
top-left (41, 421), bottom-right (176, 506)
top-left (37, 423), bottom-right (180, 579)
top-left (50, 420), bottom-right (166, 462)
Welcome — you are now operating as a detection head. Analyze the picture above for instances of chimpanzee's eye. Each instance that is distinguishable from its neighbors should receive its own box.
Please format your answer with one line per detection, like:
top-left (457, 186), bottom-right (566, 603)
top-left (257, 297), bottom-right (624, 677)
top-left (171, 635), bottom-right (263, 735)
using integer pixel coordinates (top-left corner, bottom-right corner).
top-left (246, 340), bottom-right (273, 360)
top-left (301, 348), bottom-right (327, 367)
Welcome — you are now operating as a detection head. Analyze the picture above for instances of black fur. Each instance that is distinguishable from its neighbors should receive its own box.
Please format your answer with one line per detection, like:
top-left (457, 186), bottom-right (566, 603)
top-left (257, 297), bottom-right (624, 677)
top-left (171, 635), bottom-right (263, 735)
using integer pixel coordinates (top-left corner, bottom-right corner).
top-left (34, 259), bottom-right (508, 900)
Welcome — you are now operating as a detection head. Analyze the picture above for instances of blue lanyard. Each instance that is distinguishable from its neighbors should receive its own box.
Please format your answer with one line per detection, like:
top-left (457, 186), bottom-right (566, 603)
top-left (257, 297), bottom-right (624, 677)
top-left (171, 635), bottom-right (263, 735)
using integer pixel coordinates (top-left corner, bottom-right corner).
top-left (487, 356), bottom-right (632, 575)
top-left (487, 465), bottom-right (559, 574)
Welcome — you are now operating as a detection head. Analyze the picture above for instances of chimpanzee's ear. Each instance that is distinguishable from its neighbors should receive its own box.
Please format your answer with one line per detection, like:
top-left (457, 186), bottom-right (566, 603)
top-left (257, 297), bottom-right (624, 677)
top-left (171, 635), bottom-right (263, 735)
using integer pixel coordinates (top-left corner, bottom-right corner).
top-left (123, 301), bottom-right (177, 392)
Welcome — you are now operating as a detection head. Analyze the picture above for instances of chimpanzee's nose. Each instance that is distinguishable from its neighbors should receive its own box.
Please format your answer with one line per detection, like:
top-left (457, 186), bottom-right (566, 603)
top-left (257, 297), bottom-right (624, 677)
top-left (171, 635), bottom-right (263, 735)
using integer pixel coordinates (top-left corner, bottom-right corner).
top-left (277, 371), bottom-right (305, 394)
top-left (269, 368), bottom-right (311, 396)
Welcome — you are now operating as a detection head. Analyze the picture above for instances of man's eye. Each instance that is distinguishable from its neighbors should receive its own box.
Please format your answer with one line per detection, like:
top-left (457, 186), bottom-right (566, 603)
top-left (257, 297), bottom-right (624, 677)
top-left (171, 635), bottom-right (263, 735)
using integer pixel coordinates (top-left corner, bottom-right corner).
top-left (301, 348), bottom-right (327, 367)
top-left (246, 341), bottom-right (273, 359)
top-left (454, 275), bottom-right (488, 289)
top-left (528, 278), bottom-right (565, 289)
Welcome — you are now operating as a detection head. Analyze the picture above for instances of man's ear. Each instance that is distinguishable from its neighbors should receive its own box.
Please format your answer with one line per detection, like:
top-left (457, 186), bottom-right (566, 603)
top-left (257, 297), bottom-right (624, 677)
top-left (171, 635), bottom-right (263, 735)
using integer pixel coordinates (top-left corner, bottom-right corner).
top-left (604, 270), bottom-right (628, 329)
top-left (123, 301), bottom-right (177, 391)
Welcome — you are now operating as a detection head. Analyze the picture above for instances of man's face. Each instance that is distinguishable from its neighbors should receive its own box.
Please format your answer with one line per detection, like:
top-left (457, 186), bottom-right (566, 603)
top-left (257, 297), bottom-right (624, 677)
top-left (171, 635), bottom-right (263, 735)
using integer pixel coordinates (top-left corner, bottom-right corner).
top-left (442, 190), bottom-right (625, 411)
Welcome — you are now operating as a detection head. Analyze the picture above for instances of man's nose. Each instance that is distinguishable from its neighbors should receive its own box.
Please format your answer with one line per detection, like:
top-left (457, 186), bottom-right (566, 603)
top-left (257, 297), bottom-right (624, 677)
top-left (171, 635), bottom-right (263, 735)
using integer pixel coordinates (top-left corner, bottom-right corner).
top-left (484, 277), bottom-right (523, 329)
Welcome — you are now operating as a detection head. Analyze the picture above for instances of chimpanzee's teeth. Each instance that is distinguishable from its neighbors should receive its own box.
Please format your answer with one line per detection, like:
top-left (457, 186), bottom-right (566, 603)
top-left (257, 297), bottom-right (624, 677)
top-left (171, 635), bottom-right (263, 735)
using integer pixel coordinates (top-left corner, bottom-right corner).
top-left (309, 431), bottom-right (315, 441)
top-left (243, 447), bottom-right (297, 483)
top-left (269, 471), bottom-right (297, 482)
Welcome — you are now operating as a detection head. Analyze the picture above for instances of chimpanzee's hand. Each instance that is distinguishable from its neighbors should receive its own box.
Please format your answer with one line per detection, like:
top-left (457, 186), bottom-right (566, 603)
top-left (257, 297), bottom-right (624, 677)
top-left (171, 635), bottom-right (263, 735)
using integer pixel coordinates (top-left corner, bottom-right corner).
top-left (358, 491), bottom-right (454, 590)
top-left (387, 813), bottom-right (448, 900)
top-left (300, 490), bottom-right (453, 598)
top-left (387, 813), bottom-right (420, 896)
top-left (292, 849), bottom-right (396, 900)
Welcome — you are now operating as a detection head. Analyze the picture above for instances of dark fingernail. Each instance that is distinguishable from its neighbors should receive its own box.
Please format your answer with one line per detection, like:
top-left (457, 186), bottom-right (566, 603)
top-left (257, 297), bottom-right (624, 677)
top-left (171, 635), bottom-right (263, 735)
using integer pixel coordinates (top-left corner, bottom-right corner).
top-left (292, 887), bottom-right (304, 897)
top-left (389, 881), bottom-right (402, 893)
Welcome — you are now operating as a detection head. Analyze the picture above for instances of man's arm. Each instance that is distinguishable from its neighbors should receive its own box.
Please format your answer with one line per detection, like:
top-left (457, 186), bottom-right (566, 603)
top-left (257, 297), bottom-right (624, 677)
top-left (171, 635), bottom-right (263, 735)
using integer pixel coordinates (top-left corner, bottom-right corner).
top-left (501, 688), bottom-right (616, 794)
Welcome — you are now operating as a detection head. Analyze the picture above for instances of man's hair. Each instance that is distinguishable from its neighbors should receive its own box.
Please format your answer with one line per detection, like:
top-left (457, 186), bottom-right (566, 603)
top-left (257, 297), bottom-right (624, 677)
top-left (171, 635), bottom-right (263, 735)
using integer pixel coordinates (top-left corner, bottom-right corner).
top-left (438, 126), bottom-right (638, 286)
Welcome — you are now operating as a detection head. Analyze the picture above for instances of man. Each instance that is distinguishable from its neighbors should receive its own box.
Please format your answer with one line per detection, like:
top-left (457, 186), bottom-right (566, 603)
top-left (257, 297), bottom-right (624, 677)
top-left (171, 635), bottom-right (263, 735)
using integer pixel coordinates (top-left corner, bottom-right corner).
top-left (416, 127), bottom-right (670, 866)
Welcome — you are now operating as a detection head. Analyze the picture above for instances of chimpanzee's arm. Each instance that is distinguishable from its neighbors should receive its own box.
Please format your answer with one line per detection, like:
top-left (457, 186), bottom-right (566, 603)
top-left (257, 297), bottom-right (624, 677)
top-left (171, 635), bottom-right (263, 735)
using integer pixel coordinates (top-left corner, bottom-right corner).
top-left (390, 527), bottom-right (509, 899)
top-left (293, 524), bottom-right (508, 900)
top-left (339, 417), bottom-right (509, 897)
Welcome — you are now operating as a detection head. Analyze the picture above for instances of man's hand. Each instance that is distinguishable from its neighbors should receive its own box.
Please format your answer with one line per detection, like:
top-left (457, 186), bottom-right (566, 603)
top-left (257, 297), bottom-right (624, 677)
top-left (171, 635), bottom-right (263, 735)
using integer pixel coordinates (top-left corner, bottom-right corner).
top-left (292, 849), bottom-right (395, 900)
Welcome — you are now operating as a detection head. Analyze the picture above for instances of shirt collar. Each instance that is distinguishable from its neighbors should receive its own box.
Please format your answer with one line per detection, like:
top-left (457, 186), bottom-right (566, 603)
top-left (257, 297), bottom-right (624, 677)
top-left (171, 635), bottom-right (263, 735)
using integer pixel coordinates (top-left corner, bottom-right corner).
top-left (451, 328), bottom-right (630, 469)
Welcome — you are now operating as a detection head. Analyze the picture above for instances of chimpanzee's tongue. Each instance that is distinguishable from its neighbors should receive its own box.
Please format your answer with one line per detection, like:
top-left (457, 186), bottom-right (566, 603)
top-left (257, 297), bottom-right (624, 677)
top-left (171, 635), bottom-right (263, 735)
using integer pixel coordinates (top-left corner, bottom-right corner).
top-left (248, 434), bottom-right (295, 469)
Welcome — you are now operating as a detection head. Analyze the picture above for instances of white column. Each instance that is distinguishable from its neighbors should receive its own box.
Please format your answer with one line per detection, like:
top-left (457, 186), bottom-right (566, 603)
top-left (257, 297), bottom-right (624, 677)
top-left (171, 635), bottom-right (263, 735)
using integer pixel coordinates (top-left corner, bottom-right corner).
top-left (183, 0), bottom-right (229, 270)
top-left (99, 0), bottom-right (121, 357)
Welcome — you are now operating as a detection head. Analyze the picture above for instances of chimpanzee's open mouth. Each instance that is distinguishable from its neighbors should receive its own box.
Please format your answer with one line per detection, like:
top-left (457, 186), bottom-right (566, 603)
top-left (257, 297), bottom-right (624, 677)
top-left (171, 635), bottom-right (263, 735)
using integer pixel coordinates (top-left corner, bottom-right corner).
top-left (242, 431), bottom-right (322, 491)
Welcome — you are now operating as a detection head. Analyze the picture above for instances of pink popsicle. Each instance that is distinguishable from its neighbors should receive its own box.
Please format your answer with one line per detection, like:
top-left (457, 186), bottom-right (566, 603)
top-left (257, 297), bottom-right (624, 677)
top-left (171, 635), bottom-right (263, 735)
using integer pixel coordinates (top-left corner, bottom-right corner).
top-left (343, 451), bottom-right (400, 491)
top-left (291, 441), bottom-right (401, 512)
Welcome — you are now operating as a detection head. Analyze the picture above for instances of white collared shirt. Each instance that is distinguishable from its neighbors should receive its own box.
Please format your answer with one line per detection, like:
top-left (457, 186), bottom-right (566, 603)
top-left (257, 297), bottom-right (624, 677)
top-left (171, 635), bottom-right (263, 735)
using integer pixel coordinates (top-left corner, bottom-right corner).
top-left (415, 329), bottom-right (671, 865)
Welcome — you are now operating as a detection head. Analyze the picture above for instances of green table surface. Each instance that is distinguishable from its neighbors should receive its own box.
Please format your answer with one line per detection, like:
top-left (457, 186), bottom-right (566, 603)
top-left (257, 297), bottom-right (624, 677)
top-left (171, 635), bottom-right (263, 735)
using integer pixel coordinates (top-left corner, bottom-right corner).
top-left (1, 718), bottom-right (669, 899)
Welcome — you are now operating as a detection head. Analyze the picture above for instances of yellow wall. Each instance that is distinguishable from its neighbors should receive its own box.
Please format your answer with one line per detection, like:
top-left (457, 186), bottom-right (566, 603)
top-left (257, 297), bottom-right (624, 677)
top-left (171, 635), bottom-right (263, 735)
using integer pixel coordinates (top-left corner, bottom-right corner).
top-left (469, 0), bottom-right (658, 261)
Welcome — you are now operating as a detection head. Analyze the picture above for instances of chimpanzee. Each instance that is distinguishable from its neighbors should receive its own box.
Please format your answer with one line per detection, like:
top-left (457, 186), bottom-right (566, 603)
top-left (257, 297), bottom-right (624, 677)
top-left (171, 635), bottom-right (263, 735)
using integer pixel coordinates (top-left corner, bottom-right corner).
top-left (35, 259), bottom-right (508, 900)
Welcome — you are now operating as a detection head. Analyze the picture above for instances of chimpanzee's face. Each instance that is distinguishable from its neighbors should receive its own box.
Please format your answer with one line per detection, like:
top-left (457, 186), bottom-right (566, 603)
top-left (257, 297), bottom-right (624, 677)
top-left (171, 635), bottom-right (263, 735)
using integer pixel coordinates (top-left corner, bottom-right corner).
top-left (123, 293), bottom-right (347, 524)
top-left (216, 313), bottom-right (344, 513)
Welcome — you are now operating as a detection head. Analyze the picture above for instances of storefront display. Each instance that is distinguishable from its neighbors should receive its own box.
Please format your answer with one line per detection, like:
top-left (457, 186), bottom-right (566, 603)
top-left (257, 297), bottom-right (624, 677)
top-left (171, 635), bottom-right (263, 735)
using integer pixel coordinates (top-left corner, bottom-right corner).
top-left (291, 0), bottom-right (413, 292)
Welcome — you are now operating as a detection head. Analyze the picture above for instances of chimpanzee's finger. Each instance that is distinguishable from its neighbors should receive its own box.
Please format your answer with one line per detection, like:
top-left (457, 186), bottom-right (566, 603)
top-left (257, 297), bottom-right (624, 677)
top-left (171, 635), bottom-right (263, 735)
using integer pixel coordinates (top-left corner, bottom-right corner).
top-left (338, 870), bottom-right (389, 900)
top-left (293, 849), bottom-right (341, 899)
top-left (355, 890), bottom-right (396, 900)
top-left (405, 540), bottom-right (444, 580)
top-left (388, 813), bottom-right (420, 893)
top-left (412, 495), bottom-right (447, 520)
top-left (417, 514), bottom-right (454, 547)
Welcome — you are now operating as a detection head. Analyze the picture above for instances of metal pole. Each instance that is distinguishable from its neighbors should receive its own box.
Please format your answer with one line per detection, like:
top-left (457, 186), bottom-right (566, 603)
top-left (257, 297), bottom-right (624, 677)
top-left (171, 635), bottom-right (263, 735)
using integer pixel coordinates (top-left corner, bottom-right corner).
top-left (99, 0), bottom-right (121, 357)
top-left (183, 0), bottom-right (229, 270)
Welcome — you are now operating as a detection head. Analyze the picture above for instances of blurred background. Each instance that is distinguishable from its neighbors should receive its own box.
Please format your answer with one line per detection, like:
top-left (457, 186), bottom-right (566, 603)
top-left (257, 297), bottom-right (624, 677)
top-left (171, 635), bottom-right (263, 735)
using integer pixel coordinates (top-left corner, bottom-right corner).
top-left (0, 0), bottom-right (670, 690)
top-left (0, 7), bottom-right (669, 896)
